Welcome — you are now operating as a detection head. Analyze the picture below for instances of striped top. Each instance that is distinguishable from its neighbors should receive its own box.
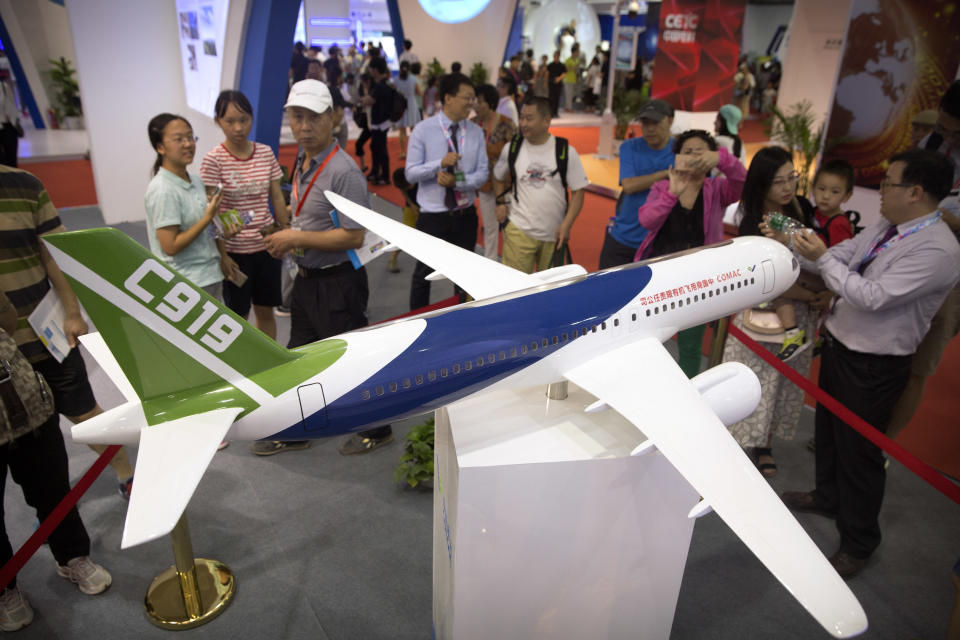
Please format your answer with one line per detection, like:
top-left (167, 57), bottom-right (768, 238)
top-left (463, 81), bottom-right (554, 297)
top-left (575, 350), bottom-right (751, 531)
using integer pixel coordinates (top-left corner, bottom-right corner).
top-left (0, 166), bottom-right (66, 363)
top-left (200, 142), bottom-right (283, 254)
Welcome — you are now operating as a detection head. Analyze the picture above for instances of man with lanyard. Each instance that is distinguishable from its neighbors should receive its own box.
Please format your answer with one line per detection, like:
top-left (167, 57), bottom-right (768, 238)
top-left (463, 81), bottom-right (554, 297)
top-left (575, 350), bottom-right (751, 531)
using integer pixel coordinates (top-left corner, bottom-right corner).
top-left (779, 149), bottom-right (960, 578)
top-left (405, 72), bottom-right (488, 310)
top-left (601, 100), bottom-right (675, 269)
top-left (262, 79), bottom-right (392, 456)
top-left (887, 80), bottom-right (960, 437)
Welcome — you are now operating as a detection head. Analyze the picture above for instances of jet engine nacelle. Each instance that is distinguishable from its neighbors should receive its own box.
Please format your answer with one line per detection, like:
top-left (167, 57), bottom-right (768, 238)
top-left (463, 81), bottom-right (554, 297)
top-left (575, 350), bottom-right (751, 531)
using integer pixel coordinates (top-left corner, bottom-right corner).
top-left (690, 362), bottom-right (761, 427)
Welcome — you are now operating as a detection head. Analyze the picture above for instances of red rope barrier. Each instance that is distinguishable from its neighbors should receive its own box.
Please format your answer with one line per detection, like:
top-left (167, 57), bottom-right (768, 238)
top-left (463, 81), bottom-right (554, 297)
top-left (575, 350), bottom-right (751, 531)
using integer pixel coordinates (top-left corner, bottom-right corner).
top-left (0, 444), bottom-right (120, 592)
top-left (727, 323), bottom-right (960, 507)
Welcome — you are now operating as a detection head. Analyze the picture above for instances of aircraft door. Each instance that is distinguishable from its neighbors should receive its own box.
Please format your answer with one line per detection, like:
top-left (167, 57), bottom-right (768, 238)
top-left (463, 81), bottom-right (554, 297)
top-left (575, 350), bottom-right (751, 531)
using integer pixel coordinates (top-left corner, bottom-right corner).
top-left (297, 383), bottom-right (328, 431)
top-left (761, 259), bottom-right (775, 294)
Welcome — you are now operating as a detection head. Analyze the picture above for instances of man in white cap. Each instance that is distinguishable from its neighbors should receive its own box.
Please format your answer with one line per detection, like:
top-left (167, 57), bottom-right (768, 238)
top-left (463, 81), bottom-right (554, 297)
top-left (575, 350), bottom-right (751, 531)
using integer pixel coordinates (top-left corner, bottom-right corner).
top-left (260, 79), bottom-right (393, 456)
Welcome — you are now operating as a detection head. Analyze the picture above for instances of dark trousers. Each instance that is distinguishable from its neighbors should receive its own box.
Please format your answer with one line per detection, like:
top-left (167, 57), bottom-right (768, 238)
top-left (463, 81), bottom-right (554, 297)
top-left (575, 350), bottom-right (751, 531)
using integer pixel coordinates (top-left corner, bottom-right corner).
top-left (1, 414), bottom-right (91, 584)
top-left (598, 230), bottom-right (639, 270)
top-left (289, 265), bottom-right (390, 440)
top-left (410, 207), bottom-right (478, 311)
top-left (370, 129), bottom-right (389, 181)
top-left (0, 122), bottom-right (18, 167)
top-left (548, 85), bottom-right (562, 117)
top-left (355, 127), bottom-right (371, 162)
top-left (814, 333), bottom-right (910, 558)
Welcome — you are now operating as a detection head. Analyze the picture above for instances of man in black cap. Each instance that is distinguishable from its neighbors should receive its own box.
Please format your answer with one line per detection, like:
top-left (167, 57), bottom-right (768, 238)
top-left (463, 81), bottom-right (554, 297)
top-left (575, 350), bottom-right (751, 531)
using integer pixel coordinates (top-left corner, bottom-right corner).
top-left (599, 98), bottom-right (675, 269)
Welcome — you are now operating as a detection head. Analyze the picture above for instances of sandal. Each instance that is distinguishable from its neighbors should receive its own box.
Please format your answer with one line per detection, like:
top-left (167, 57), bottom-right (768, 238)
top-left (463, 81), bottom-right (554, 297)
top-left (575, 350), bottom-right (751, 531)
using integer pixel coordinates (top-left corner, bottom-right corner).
top-left (753, 447), bottom-right (778, 477)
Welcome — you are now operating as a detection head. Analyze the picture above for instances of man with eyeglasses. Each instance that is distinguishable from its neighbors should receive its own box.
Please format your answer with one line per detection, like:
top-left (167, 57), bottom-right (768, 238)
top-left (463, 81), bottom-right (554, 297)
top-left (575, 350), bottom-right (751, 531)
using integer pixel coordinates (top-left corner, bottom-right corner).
top-left (779, 149), bottom-right (960, 579)
top-left (886, 80), bottom-right (960, 438)
top-left (405, 72), bottom-right (488, 310)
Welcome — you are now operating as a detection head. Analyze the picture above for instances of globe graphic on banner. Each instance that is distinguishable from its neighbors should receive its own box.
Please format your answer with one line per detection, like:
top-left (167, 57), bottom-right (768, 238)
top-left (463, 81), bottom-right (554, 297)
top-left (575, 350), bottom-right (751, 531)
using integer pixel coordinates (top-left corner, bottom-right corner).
top-left (417, 0), bottom-right (491, 23)
top-left (827, 0), bottom-right (918, 146)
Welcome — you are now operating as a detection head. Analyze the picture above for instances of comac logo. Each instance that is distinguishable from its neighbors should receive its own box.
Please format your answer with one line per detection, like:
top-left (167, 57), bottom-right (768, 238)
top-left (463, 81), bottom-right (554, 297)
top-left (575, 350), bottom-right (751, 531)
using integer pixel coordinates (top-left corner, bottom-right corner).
top-left (716, 268), bottom-right (742, 282)
top-left (123, 259), bottom-right (242, 353)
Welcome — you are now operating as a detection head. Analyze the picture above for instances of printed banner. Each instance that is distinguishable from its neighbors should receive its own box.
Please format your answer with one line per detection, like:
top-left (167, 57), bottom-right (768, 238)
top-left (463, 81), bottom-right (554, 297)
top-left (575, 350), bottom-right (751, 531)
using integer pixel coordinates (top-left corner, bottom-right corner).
top-left (824, 0), bottom-right (960, 187)
top-left (650, 0), bottom-right (746, 111)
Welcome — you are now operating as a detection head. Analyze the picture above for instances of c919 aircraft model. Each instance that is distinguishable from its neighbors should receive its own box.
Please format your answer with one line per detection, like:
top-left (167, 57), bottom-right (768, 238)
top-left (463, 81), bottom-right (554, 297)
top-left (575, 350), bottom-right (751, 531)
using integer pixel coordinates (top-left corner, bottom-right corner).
top-left (41, 190), bottom-right (866, 638)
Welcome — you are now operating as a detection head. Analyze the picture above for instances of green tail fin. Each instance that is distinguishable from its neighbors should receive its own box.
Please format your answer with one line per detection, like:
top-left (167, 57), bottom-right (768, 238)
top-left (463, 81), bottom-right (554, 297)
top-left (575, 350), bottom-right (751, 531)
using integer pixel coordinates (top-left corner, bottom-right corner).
top-left (42, 228), bottom-right (296, 402)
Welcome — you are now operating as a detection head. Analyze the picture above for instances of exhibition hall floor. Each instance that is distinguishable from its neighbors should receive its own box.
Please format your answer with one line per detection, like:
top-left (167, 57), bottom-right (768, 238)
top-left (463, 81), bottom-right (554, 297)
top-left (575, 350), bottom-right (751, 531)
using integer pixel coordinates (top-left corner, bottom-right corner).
top-left (3, 198), bottom-right (958, 639)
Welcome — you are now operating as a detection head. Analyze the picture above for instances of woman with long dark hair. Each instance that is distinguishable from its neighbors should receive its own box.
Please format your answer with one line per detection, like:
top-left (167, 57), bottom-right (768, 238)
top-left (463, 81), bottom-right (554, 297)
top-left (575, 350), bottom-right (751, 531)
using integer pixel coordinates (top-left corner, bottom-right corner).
top-left (144, 113), bottom-right (226, 300)
top-left (200, 90), bottom-right (288, 340)
top-left (724, 145), bottom-right (817, 477)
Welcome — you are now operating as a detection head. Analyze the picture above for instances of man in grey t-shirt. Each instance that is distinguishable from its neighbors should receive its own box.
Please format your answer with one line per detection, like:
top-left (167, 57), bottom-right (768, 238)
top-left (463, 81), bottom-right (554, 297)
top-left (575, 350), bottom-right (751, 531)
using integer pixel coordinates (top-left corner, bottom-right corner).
top-left (261, 79), bottom-right (393, 456)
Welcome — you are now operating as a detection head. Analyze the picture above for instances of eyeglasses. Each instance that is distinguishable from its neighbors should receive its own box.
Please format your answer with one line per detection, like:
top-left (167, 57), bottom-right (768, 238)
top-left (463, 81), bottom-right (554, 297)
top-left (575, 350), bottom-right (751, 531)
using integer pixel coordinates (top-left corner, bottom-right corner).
top-left (771, 172), bottom-right (800, 187)
top-left (166, 135), bottom-right (198, 145)
top-left (879, 177), bottom-right (914, 190)
top-left (455, 94), bottom-right (477, 103)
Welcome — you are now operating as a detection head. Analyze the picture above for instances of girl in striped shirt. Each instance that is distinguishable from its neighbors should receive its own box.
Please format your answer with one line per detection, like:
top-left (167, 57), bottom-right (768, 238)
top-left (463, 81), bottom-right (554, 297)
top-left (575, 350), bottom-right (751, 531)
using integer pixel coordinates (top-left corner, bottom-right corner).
top-left (201, 90), bottom-right (289, 340)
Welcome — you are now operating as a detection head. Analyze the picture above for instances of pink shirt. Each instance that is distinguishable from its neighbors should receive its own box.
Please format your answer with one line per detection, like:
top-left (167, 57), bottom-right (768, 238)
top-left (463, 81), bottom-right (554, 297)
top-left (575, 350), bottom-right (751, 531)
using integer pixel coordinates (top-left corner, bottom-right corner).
top-left (634, 146), bottom-right (746, 261)
top-left (200, 142), bottom-right (283, 254)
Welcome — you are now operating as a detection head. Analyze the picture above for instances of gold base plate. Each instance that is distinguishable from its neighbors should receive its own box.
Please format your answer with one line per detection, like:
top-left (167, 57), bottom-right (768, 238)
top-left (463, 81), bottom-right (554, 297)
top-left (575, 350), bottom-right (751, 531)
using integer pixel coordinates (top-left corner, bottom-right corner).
top-left (144, 558), bottom-right (235, 630)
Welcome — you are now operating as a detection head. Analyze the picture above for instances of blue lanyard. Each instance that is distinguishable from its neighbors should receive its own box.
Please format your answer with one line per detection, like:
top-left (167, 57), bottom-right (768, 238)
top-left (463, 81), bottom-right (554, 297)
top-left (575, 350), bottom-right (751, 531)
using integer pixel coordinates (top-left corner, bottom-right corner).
top-left (855, 212), bottom-right (941, 272)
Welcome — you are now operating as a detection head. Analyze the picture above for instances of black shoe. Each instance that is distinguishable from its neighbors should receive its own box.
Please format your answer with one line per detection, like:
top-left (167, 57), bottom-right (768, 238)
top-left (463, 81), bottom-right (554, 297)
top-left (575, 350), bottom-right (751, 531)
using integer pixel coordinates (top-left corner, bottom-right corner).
top-left (373, 178), bottom-right (389, 186)
top-left (829, 551), bottom-right (869, 579)
top-left (251, 440), bottom-right (310, 456)
top-left (339, 433), bottom-right (393, 455)
top-left (781, 490), bottom-right (837, 518)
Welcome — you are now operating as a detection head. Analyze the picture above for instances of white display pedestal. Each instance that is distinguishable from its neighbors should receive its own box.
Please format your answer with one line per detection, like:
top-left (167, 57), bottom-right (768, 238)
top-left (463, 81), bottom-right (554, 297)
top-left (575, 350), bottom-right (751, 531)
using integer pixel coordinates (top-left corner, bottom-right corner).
top-left (432, 383), bottom-right (701, 639)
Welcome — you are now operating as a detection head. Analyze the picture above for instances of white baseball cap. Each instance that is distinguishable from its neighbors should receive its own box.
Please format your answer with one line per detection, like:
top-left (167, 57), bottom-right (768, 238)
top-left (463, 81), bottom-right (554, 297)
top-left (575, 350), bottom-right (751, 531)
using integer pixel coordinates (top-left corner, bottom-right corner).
top-left (284, 79), bottom-right (333, 114)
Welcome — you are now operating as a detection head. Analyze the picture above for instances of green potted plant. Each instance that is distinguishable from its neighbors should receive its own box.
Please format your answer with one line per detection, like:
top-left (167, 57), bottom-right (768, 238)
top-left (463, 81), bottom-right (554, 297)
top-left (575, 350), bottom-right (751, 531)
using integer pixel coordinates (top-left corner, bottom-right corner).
top-left (612, 88), bottom-right (646, 153)
top-left (427, 58), bottom-right (445, 81)
top-left (469, 61), bottom-right (487, 87)
top-left (765, 100), bottom-right (824, 197)
top-left (393, 417), bottom-right (435, 489)
top-left (47, 56), bottom-right (83, 129)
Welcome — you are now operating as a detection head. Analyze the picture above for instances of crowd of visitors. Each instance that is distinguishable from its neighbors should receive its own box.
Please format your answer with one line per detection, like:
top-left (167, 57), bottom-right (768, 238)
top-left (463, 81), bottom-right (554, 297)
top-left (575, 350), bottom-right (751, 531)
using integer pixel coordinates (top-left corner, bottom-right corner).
top-left (0, 32), bottom-right (956, 632)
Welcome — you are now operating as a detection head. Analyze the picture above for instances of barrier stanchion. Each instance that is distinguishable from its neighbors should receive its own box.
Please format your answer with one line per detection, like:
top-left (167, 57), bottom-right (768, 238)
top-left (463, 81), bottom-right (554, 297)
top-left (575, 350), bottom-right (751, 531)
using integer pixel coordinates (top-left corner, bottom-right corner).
top-left (144, 513), bottom-right (235, 630)
top-left (727, 322), bottom-right (960, 507)
top-left (0, 444), bottom-right (120, 592)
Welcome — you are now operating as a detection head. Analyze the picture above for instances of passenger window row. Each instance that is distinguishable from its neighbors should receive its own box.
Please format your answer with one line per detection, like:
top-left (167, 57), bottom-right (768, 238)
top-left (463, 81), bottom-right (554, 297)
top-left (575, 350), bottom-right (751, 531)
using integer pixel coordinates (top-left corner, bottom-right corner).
top-left (643, 277), bottom-right (755, 317)
top-left (357, 277), bottom-right (756, 401)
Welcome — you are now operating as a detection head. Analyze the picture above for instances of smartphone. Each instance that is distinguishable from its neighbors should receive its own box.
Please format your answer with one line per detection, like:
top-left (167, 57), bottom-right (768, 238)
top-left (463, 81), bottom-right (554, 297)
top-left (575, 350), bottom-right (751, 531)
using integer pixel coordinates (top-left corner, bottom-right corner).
top-left (207, 183), bottom-right (223, 199)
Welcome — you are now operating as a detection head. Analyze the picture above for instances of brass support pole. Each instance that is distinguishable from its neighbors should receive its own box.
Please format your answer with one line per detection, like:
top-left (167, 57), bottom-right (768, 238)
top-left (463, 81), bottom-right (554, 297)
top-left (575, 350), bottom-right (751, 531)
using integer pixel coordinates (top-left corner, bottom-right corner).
top-left (708, 318), bottom-right (730, 369)
top-left (144, 513), bottom-right (236, 630)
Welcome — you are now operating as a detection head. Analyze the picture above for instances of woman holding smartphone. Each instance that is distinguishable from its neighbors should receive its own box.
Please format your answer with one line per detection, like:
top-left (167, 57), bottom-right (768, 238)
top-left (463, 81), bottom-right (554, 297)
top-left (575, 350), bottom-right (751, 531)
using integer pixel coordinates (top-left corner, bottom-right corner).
top-left (200, 90), bottom-right (288, 340)
top-left (144, 112), bottom-right (230, 301)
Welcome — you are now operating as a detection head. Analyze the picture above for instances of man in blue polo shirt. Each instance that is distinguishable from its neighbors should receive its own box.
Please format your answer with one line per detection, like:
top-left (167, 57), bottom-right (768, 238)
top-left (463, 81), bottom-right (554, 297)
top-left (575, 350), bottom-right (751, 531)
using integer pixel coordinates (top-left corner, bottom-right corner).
top-left (599, 99), bottom-right (675, 269)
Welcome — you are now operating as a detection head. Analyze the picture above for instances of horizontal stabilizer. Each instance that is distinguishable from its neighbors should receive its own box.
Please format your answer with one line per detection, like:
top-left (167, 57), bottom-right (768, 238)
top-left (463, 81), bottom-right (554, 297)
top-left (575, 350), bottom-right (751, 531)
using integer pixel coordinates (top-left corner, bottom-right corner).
top-left (122, 407), bottom-right (242, 549)
top-left (325, 191), bottom-right (539, 300)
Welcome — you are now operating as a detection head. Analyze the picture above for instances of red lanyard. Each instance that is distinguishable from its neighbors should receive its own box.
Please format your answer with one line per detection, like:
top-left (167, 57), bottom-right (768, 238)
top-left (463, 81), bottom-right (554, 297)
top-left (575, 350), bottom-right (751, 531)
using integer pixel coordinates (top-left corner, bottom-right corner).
top-left (293, 144), bottom-right (339, 219)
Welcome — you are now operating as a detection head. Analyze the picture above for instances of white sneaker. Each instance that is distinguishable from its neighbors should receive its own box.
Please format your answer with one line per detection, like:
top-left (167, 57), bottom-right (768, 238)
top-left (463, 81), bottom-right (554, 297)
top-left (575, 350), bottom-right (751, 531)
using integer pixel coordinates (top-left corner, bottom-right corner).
top-left (56, 556), bottom-right (112, 595)
top-left (0, 586), bottom-right (34, 631)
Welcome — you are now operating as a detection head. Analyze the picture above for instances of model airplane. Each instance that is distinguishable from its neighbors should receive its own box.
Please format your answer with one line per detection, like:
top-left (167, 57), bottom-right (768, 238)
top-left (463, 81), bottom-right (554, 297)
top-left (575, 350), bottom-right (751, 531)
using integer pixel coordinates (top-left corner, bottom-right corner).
top-left (41, 190), bottom-right (867, 638)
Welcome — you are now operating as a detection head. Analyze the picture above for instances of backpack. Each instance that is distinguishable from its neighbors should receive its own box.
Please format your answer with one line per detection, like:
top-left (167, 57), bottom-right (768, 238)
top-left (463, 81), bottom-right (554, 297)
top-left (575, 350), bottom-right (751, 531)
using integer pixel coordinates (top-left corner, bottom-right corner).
top-left (388, 84), bottom-right (407, 122)
top-left (816, 209), bottom-right (864, 246)
top-left (503, 134), bottom-right (570, 204)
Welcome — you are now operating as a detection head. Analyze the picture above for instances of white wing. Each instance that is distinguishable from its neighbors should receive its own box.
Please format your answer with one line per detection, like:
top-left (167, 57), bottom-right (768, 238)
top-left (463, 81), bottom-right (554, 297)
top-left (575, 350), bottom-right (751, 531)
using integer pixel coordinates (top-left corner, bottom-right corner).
top-left (325, 190), bottom-right (539, 300)
top-left (563, 338), bottom-right (867, 639)
top-left (121, 408), bottom-right (243, 549)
